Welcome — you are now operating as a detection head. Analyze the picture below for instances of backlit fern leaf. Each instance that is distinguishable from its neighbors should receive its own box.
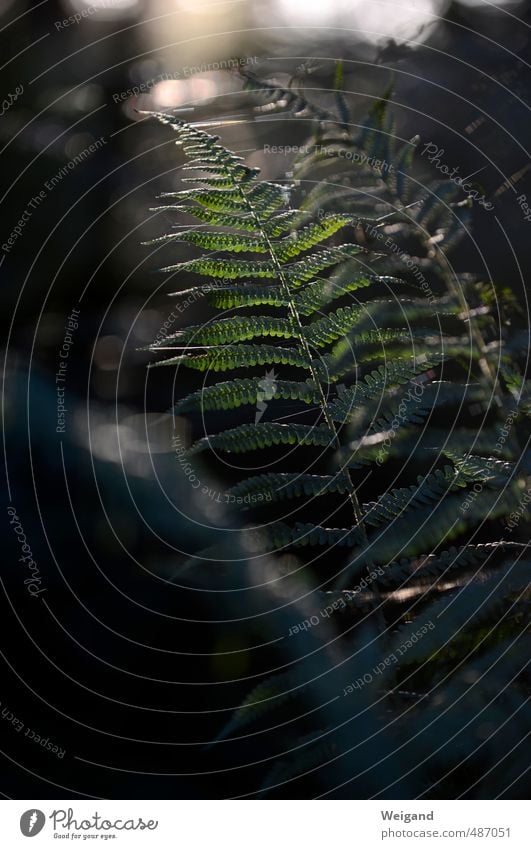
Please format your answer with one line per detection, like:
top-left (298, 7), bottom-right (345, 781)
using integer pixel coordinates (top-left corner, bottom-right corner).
top-left (329, 356), bottom-right (442, 424)
top-left (173, 378), bottom-right (320, 413)
top-left (154, 314), bottom-right (296, 347)
top-left (148, 344), bottom-right (324, 374)
top-left (187, 423), bottom-right (335, 455)
top-left (362, 466), bottom-right (467, 527)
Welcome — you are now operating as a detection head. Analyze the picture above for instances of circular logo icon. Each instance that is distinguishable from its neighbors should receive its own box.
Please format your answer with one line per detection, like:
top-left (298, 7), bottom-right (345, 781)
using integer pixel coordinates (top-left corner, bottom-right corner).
top-left (20, 810), bottom-right (46, 837)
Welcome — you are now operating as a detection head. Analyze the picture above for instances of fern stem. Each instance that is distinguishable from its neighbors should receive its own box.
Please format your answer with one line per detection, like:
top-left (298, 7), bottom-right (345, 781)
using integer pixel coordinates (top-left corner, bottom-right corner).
top-left (434, 254), bottom-right (499, 391)
top-left (235, 182), bottom-right (368, 534)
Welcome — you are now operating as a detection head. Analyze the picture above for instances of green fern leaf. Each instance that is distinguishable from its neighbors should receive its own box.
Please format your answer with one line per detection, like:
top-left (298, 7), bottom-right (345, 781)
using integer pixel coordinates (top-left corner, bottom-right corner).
top-left (283, 244), bottom-right (363, 286)
top-left (153, 315), bottom-right (296, 347)
top-left (229, 473), bottom-right (350, 503)
top-left (330, 356), bottom-right (442, 423)
top-left (188, 423), bottom-right (335, 455)
top-left (363, 467), bottom-right (466, 527)
top-left (294, 275), bottom-right (401, 316)
top-left (159, 187), bottom-right (248, 212)
top-left (268, 521), bottom-right (365, 548)
top-left (150, 205), bottom-right (259, 233)
top-left (148, 344), bottom-right (319, 373)
top-left (146, 230), bottom-right (267, 253)
top-left (196, 284), bottom-right (289, 310)
top-left (444, 452), bottom-right (514, 486)
top-left (272, 215), bottom-right (354, 261)
top-left (162, 257), bottom-right (278, 279)
top-left (173, 378), bottom-right (320, 413)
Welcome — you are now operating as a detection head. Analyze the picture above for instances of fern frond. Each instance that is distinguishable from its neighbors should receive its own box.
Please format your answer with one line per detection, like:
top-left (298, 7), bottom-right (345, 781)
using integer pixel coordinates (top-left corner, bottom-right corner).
top-left (173, 378), bottom-right (320, 413)
top-left (159, 186), bottom-right (248, 212)
top-left (146, 90), bottom-right (529, 800)
top-left (238, 67), bottom-right (338, 123)
top-left (162, 257), bottom-right (278, 279)
top-left (172, 283), bottom-right (288, 310)
top-left (283, 244), bottom-right (363, 286)
top-left (152, 217), bottom-right (353, 260)
top-left (330, 356), bottom-right (442, 423)
top-left (378, 542), bottom-right (527, 590)
top-left (272, 214), bottom-right (354, 261)
top-left (148, 344), bottom-right (323, 374)
top-left (188, 423), bottom-right (335, 455)
top-left (343, 382), bottom-right (481, 446)
top-left (265, 210), bottom-right (311, 236)
top-left (387, 560), bottom-right (530, 666)
top-left (293, 274), bottom-right (402, 316)
top-left (268, 521), bottom-right (365, 548)
top-left (229, 473), bottom-right (350, 503)
top-left (160, 182), bottom-right (289, 217)
top-left (147, 230), bottom-right (267, 253)
top-left (153, 315), bottom-right (296, 347)
top-left (348, 483), bottom-right (526, 576)
top-left (363, 466), bottom-right (467, 527)
top-left (150, 205), bottom-right (258, 233)
top-left (301, 306), bottom-right (366, 348)
top-left (444, 452), bottom-right (514, 485)
top-left (212, 671), bottom-right (296, 743)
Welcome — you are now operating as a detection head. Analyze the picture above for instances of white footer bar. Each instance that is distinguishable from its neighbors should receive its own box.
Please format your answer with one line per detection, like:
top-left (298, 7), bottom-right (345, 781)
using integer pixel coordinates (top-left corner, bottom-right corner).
top-left (1, 799), bottom-right (527, 848)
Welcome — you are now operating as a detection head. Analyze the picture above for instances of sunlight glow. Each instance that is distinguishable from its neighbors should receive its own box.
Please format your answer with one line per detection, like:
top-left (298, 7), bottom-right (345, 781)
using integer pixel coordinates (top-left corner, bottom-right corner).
top-left (266, 0), bottom-right (449, 45)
